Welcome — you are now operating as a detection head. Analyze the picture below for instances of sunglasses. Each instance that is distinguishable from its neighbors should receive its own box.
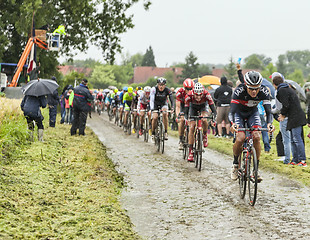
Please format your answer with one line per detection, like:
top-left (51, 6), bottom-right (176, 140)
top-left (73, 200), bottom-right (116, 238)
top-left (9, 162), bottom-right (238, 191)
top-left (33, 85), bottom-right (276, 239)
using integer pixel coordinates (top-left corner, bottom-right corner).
top-left (247, 85), bottom-right (261, 91)
top-left (158, 84), bottom-right (165, 86)
top-left (185, 87), bottom-right (192, 91)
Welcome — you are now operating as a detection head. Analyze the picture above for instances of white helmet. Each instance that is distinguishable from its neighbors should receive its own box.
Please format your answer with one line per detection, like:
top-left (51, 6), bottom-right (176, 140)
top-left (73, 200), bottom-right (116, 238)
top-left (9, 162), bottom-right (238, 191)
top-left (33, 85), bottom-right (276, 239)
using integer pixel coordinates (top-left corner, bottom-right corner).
top-left (193, 82), bottom-right (204, 95)
top-left (144, 86), bottom-right (151, 93)
top-left (244, 71), bottom-right (263, 86)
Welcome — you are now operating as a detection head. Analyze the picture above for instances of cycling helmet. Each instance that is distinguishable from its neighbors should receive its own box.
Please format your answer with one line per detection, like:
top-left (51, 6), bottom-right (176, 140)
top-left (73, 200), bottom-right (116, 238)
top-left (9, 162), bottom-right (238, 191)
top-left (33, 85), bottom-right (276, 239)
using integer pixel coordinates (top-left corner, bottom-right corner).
top-left (144, 86), bottom-right (151, 93)
top-left (183, 78), bottom-right (194, 89)
top-left (193, 82), bottom-right (204, 95)
top-left (136, 87), bottom-right (139, 91)
top-left (123, 86), bottom-right (128, 91)
top-left (244, 71), bottom-right (263, 86)
top-left (128, 87), bottom-right (133, 93)
top-left (157, 77), bottom-right (167, 85)
top-left (114, 88), bottom-right (118, 93)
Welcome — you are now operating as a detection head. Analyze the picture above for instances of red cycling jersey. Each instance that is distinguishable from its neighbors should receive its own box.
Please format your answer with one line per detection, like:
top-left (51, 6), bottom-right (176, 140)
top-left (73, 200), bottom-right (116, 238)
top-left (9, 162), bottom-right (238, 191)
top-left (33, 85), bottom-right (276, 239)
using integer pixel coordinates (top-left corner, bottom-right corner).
top-left (184, 89), bottom-right (214, 107)
top-left (176, 88), bottom-right (187, 103)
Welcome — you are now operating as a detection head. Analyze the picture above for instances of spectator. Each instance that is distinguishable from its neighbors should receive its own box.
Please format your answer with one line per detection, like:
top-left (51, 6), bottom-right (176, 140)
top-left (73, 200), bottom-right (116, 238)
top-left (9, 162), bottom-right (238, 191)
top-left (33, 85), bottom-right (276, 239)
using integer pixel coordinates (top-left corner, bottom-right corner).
top-left (65, 88), bottom-right (73, 124)
top-left (272, 75), bottom-right (307, 166)
top-left (47, 76), bottom-right (59, 127)
top-left (70, 79), bottom-right (93, 136)
top-left (21, 95), bottom-right (47, 142)
top-left (60, 85), bottom-right (69, 124)
top-left (214, 76), bottom-right (232, 138)
top-left (271, 72), bottom-right (291, 164)
top-left (258, 101), bottom-right (271, 153)
top-left (52, 24), bottom-right (66, 47)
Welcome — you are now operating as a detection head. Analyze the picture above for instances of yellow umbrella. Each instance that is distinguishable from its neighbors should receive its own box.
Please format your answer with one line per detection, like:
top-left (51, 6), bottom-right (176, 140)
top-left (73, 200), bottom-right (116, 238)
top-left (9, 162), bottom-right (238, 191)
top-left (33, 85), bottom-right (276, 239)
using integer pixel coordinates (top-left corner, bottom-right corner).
top-left (199, 75), bottom-right (220, 85)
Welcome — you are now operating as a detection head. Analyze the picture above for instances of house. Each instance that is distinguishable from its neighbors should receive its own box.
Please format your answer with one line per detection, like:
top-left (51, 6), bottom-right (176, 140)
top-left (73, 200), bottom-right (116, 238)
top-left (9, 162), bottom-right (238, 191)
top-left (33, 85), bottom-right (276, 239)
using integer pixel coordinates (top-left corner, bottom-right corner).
top-left (130, 66), bottom-right (183, 84)
top-left (58, 65), bottom-right (93, 77)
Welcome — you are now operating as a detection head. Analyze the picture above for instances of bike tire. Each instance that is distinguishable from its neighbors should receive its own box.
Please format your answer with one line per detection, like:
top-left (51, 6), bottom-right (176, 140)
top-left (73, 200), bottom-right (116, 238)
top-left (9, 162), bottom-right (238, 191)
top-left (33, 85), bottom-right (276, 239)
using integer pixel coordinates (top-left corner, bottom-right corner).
top-left (115, 110), bottom-right (119, 125)
top-left (238, 150), bottom-right (247, 199)
top-left (127, 114), bottom-right (132, 135)
top-left (144, 117), bottom-right (149, 142)
top-left (160, 122), bottom-right (165, 154)
top-left (156, 125), bottom-right (160, 152)
top-left (183, 126), bottom-right (189, 160)
top-left (198, 131), bottom-right (203, 171)
top-left (248, 147), bottom-right (258, 206)
top-left (194, 130), bottom-right (198, 168)
top-left (136, 116), bottom-right (140, 138)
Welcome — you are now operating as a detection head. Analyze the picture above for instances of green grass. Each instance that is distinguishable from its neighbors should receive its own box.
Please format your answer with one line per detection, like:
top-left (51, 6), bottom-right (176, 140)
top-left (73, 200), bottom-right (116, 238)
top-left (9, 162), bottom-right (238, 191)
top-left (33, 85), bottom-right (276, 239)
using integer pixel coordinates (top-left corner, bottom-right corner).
top-left (170, 121), bottom-right (310, 186)
top-left (0, 110), bottom-right (142, 239)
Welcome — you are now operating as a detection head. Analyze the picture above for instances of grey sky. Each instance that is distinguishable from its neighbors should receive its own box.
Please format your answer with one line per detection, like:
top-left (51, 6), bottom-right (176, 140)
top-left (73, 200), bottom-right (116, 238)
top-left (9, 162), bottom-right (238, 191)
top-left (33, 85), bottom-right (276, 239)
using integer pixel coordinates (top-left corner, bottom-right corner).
top-left (62, 0), bottom-right (310, 67)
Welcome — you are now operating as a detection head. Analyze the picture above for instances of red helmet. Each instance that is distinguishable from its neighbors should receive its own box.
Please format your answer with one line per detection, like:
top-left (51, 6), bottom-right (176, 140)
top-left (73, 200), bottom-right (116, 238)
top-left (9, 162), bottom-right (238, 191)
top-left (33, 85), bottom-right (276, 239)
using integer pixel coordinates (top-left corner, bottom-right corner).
top-left (183, 78), bottom-right (194, 89)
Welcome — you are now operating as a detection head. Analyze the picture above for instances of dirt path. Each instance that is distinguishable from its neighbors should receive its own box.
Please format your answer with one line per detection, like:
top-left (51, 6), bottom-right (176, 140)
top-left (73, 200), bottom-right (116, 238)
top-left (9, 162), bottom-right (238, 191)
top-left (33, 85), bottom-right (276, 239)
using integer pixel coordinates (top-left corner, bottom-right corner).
top-left (88, 114), bottom-right (310, 240)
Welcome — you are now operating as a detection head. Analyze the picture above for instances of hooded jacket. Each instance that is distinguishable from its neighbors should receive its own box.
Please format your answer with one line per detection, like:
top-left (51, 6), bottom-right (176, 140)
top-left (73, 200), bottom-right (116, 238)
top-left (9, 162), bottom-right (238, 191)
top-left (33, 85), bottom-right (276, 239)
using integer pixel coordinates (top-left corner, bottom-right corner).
top-left (276, 83), bottom-right (306, 130)
top-left (72, 83), bottom-right (93, 112)
top-left (21, 95), bottom-right (47, 118)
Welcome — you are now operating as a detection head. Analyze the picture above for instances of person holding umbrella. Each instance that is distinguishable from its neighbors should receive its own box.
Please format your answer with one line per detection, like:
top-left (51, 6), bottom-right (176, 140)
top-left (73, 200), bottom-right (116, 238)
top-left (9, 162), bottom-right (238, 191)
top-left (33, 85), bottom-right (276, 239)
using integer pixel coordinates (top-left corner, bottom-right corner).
top-left (21, 79), bottom-right (59, 141)
top-left (70, 79), bottom-right (94, 136)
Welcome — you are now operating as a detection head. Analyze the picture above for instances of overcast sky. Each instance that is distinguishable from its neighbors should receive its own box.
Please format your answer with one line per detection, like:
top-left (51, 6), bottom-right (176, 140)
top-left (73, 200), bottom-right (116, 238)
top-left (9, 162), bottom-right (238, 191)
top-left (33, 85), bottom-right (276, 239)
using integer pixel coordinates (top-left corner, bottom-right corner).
top-left (61, 0), bottom-right (310, 67)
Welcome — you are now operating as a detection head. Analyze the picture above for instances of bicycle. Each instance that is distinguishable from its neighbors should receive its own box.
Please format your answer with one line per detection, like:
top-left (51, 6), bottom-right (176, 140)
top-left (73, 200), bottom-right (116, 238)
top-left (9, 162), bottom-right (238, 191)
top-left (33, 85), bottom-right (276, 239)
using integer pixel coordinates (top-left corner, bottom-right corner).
top-left (139, 109), bottom-right (150, 142)
top-left (152, 109), bottom-right (170, 154)
top-left (234, 125), bottom-right (271, 206)
top-left (182, 119), bottom-right (190, 160)
top-left (189, 115), bottom-right (213, 171)
top-left (114, 104), bottom-right (119, 126)
top-left (124, 110), bottom-right (132, 135)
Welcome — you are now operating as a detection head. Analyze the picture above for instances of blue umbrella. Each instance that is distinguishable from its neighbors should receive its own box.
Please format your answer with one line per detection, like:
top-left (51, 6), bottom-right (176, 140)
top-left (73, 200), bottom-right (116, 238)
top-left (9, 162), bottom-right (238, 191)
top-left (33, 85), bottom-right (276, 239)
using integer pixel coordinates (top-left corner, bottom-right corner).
top-left (262, 78), bottom-right (275, 98)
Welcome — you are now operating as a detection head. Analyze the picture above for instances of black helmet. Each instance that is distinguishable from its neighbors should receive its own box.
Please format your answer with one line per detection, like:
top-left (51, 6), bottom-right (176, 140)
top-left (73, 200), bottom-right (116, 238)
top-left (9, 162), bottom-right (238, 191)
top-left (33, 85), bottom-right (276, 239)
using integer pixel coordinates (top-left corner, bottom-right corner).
top-left (157, 77), bottom-right (166, 84)
top-left (244, 71), bottom-right (263, 86)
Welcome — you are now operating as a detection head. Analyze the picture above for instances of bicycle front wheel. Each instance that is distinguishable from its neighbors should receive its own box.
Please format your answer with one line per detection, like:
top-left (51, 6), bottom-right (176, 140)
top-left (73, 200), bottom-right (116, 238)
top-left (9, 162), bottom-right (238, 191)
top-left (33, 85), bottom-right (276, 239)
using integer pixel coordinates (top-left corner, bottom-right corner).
top-left (248, 147), bottom-right (258, 206)
top-left (197, 131), bottom-right (203, 171)
top-left (238, 151), bottom-right (247, 199)
top-left (144, 117), bottom-right (149, 142)
top-left (136, 116), bottom-right (140, 138)
top-left (127, 114), bottom-right (132, 135)
top-left (183, 126), bottom-right (189, 160)
top-left (160, 122), bottom-right (165, 154)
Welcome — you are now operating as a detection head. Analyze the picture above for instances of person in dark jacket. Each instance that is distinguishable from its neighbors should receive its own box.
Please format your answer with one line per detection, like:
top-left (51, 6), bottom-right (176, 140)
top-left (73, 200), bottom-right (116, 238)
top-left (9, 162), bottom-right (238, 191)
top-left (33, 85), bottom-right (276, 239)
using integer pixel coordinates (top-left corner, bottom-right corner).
top-left (273, 76), bottom-right (307, 166)
top-left (47, 76), bottom-right (59, 127)
top-left (21, 95), bottom-right (47, 141)
top-left (70, 79), bottom-right (94, 136)
top-left (214, 76), bottom-right (232, 137)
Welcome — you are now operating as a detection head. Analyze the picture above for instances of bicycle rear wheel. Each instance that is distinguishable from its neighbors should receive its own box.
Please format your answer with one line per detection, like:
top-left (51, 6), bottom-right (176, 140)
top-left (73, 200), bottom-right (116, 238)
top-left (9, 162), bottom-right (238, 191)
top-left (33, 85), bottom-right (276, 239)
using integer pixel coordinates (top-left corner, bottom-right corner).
top-left (248, 147), bottom-right (258, 206)
top-left (197, 131), bottom-right (203, 171)
top-left (238, 150), bottom-right (247, 199)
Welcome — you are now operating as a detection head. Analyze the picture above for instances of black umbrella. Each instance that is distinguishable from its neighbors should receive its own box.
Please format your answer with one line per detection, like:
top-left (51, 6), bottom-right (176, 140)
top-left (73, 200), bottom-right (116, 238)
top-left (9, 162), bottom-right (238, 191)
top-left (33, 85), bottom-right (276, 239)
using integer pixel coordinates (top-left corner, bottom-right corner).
top-left (21, 78), bottom-right (59, 97)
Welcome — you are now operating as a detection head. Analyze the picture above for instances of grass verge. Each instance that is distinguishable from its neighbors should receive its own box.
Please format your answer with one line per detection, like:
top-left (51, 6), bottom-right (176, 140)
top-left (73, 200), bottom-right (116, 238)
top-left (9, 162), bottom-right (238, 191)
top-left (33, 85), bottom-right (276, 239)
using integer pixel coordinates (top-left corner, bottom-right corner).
top-left (0, 105), bottom-right (142, 239)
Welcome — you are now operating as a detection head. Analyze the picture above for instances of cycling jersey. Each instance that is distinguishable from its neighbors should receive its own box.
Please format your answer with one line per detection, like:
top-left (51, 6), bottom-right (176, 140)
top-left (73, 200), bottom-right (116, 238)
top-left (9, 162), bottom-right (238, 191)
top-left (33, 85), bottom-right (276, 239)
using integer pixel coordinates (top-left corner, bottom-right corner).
top-left (184, 89), bottom-right (216, 117)
top-left (229, 78), bottom-right (272, 126)
top-left (150, 86), bottom-right (174, 110)
top-left (123, 92), bottom-right (136, 110)
top-left (138, 91), bottom-right (150, 110)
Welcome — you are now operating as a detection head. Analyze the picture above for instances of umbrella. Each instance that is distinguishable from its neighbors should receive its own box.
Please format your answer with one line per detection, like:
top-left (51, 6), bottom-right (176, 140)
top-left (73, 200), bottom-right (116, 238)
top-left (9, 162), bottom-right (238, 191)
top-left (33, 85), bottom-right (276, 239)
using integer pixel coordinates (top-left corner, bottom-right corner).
top-left (103, 89), bottom-right (110, 93)
top-left (284, 79), bottom-right (306, 101)
top-left (261, 78), bottom-right (275, 98)
top-left (199, 75), bottom-right (221, 85)
top-left (21, 78), bottom-right (59, 97)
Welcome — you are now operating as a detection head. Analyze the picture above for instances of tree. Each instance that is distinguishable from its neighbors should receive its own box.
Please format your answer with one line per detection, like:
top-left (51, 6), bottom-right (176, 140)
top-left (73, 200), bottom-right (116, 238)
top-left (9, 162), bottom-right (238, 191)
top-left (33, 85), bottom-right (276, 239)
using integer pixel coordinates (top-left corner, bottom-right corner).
top-left (244, 54), bottom-right (263, 70)
top-left (89, 65), bottom-right (118, 89)
top-left (287, 69), bottom-right (304, 85)
top-left (260, 63), bottom-right (277, 80)
top-left (180, 51), bottom-right (199, 81)
top-left (276, 54), bottom-right (287, 76)
top-left (0, 0), bottom-right (151, 77)
top-left (141, 46), bottom-right (156, 67)
top-left (223, 56), bottom-right (237, 82)
top-left (60, 71), bottom-right (86, 92)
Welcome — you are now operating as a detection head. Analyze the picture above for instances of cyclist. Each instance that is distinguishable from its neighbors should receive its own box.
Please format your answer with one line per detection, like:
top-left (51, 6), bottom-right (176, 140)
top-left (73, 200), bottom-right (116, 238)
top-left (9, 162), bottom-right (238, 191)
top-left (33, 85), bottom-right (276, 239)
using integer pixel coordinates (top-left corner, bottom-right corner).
top-left (138, 86), bottom-right (152, 136)
top-left (229, 69), bottom-right (274, 182)
top-left (150, 77), bottom-right (174, 141)
top-left (132, 87), bottom-right (142, 134)
top-left (184, 82), bottom-right (216, 162)
top-left (96, 91), bottom-right (104, 112)
top-left (123, 87), bottom-right (136, 131)
top-left (110, 88), bottom-right (120, 118)
top-left (119, 87), bottom-right (127, 126)
top-left (176, 78), bottom-right (194, 150)
top-left (105, 90), bottom-right (113, 114)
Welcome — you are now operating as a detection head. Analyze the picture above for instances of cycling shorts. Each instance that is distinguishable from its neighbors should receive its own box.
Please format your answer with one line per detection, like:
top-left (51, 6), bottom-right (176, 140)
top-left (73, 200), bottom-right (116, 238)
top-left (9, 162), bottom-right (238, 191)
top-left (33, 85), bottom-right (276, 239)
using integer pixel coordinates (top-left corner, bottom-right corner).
top-left (234, 111), bottom-right (261, 128)
top-left (189, 103), bottom-right (208, 118)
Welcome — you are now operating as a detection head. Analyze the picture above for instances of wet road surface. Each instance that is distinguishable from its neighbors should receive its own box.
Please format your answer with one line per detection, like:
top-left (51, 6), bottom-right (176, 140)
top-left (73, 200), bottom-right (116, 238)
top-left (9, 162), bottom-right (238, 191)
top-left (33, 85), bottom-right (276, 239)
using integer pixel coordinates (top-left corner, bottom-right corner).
top-left (88, 114), bottom-right (310, 240)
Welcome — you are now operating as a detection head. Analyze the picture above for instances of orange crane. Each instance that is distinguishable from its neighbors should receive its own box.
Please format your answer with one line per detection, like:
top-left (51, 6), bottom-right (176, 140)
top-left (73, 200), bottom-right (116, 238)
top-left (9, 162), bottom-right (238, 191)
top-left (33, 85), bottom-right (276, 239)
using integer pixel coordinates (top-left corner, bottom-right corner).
top-left (8, 36), bottom-right (48, 87)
